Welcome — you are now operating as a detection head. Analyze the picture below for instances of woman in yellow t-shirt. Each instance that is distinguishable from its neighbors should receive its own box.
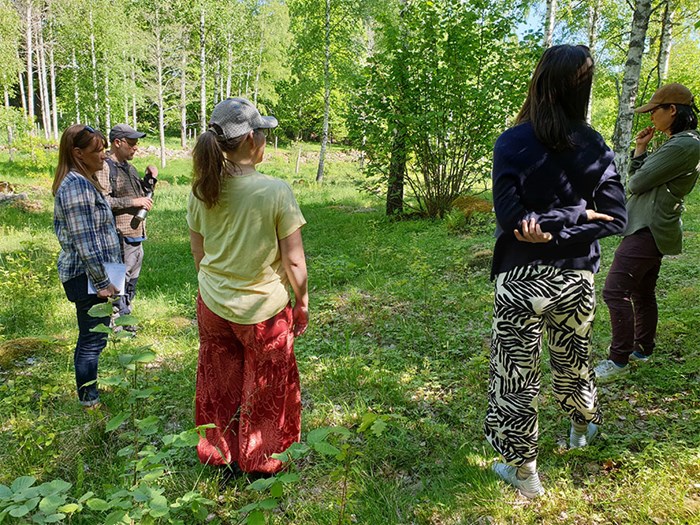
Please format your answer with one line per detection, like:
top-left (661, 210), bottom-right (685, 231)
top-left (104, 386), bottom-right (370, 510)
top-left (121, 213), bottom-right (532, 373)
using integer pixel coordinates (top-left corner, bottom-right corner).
top-left (187, 98), bottom-right (308, 479)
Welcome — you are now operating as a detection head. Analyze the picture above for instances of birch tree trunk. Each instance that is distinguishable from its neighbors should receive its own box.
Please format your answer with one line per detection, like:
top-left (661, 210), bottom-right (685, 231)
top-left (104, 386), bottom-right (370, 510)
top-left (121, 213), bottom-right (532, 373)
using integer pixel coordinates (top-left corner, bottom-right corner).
top-left (25, 1), bottom-right (35, 126)
top-left (180, 48), bottom-right (187, 149)
top-left (254, 26), bottom-right (264, 106)
top-left (36, 24), bottom-right (50, 139)
top-left (4, 86), bottom-right (14, 161)
top-left (544, 0), bottom-right (557, 48)
top-left (199, 8), bottom-right (206, 133)
top-left (316, 0), bottom-right (331, 183)
top-left (214, 58), bottom-right (220, 104)
top-left (48, 33), bottom-right (58, 139)
top-left (586, 0), bottom-right (600, 123)
top-left (89, 8), bottom-right (100, 126)
top-left (612, 0), bottom-right (653, 178)
top-left (131, 57), bottom-right (137, 129)
top-left (155, 11), bottom-right (166, 168)
top-left (72, 49), bottom-right (80, 124)
top-left (17, 49), bottom-right (27, 116)
top-left (104, 71), bottom-right (111, 131)
top-left (656, 0), bottom-right (673, 87)
top-left (226, 41), bottom-right (232, 98)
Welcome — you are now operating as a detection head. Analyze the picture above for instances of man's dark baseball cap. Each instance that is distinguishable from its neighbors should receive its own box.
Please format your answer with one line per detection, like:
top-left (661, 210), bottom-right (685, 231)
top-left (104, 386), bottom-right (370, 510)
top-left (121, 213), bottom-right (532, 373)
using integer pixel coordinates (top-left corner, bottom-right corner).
top-left (109, 124), bottom-right (146, 142)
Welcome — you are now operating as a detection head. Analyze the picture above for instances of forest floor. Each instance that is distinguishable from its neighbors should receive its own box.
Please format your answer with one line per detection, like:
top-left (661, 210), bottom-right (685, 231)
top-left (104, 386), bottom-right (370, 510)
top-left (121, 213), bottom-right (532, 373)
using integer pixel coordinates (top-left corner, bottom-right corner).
top-left (0, 143), bottom-right (699, 524)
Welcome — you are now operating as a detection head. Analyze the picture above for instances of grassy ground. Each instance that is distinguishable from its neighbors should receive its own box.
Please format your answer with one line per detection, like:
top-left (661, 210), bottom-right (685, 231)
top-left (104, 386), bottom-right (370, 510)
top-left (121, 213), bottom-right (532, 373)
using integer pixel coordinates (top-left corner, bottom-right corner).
top-left (0, 143), bottom-right (698, 524)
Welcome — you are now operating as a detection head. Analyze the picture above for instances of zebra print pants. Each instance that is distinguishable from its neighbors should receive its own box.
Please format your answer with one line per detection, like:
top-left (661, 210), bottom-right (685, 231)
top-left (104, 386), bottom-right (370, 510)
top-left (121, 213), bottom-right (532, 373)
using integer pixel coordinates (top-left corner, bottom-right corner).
top-left (484, 265), bottom-right (602, 466)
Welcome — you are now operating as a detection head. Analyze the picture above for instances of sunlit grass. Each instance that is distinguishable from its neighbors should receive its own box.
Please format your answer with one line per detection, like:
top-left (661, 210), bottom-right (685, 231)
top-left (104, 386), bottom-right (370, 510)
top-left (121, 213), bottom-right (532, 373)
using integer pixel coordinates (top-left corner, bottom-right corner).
top-left (0, 148), bottom-right (699, 524)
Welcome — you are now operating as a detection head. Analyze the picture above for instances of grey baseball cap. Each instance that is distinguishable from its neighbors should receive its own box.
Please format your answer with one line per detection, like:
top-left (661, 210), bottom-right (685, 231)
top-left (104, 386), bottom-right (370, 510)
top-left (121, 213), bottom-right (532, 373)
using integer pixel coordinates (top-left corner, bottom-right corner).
top-left (209, 97), bottom-right (278, 140)
top-left (109, 123), bottom-right (146, 142)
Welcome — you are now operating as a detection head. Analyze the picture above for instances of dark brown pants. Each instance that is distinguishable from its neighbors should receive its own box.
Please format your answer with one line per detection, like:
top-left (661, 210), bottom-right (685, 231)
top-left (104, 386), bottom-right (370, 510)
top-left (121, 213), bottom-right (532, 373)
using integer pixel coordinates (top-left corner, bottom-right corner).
top-left (602, 229), bottom-right (662, 365)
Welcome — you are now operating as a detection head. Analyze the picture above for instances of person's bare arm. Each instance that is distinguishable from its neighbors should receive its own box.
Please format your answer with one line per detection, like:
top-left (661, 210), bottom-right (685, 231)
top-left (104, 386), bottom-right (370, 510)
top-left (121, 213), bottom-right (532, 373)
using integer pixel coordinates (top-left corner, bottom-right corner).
top-left (279, 228), bottom-right (309, 337)
top-left (189, 229), bottom-right (204, 272)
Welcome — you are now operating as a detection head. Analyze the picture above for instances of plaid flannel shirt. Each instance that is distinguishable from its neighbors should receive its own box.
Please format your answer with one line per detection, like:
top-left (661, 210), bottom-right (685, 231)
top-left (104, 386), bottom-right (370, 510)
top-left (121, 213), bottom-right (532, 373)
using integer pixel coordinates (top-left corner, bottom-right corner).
top-left (54, 171), bottom-right (122, 290)
top-left (96, 155), bottom-right (155, 240)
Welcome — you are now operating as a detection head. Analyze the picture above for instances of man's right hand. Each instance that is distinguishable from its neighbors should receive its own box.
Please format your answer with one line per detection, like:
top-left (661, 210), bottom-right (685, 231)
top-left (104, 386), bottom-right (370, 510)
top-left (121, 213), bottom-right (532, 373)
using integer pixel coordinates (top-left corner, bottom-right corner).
top-left (133, 196), bottom-right (153, 210)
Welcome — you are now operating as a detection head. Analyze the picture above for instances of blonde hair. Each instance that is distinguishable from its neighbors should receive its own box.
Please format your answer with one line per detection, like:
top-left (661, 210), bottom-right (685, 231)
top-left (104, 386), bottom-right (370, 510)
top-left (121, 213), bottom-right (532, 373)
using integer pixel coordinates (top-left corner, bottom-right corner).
top-left (52, 124), bottom-right (107, 196)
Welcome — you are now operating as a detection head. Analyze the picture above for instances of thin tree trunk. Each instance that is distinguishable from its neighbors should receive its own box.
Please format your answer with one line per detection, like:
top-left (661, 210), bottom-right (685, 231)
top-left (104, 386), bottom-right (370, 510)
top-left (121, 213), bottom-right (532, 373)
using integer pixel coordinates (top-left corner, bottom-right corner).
top-left (180, 48), bottom-right (188, 149)
top-left (295, 142), bottom-right (302, 174)
top-left (226, 41), bottom-right (232, 98)
top-left (17, 53), bottom-right (27, 116)
top-left (544, 0), bottom-right (557, 48)
top-left (49, 35), bottom-right (58, 140)
top-left (72, 49), bottom-right (80, 124)
top-left (25, 1), bottom-right (35, 126)
top-left (131, 57), bottom-right (137, 129)
top-left (214, 59), bottom-right (220, 104)
top-left (124, 70), bottom-right (129, 124)
top-left (36, 24), bottom-right (50, 139)
top-left (199, 8), bottom-right (206, 133)
top-left (4, 86), bottom-right (14, 162)
top-left (254, 25), bottom-right (264, 105)
top-left (89, 8), bottom-right (100, 126)
top-left (586, 0), bottom-right (600, 123)
top-left (155, 13), bottom-right (166, 168)
top-left (316, 0), bottom-right (331, 183)
top-left (386, 1), bottom-right (408, 215)
top-left (656, 0), bottom-right (673, 87)
top-left (105, 71), bottom-right (111, 131)
top-left (612, 0), bottom-right (653, 178)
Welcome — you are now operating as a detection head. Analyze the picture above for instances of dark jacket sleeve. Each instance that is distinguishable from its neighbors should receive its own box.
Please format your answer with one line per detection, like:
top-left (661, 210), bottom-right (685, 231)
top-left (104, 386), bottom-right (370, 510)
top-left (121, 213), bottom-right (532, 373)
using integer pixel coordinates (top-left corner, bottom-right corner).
top-left (554, 154), bottom-right (627, 245)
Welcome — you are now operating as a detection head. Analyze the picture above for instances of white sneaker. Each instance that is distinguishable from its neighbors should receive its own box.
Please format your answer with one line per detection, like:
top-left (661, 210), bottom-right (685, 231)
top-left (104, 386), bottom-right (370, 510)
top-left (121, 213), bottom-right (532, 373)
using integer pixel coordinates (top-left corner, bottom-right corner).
top-left (569, 422), bottom-right (599, 449)
top-left (492, 462), bottom-right (545, 498)
top-left (594, 359), bottom-right (629, 383)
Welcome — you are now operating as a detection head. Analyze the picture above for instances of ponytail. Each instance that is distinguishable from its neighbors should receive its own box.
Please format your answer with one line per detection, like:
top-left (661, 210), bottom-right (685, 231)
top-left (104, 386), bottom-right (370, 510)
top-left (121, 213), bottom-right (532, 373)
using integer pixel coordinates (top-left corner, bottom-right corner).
top-left (192, 131), bottom-right (225, 208)
top-left (192, 129), bottom-right (247, 208)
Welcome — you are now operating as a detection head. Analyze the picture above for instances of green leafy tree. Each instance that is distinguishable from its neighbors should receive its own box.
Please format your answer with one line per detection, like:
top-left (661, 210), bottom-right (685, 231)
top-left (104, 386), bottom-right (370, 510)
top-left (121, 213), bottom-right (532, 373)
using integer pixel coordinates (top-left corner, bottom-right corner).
top-left (355, 0), bottom-right (537, 217)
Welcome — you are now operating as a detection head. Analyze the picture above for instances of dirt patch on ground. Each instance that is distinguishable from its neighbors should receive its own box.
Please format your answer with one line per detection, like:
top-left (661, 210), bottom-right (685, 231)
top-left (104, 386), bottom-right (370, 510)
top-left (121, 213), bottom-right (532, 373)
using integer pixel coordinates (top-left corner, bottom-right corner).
top-left (0, 337), bottom-right (59, 369)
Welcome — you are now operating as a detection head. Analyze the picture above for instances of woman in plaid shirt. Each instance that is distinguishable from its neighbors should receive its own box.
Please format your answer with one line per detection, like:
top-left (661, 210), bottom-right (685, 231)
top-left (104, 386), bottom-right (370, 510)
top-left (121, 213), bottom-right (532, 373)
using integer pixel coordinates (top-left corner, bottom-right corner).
top-left (52, 125), bottom-right (122, 408)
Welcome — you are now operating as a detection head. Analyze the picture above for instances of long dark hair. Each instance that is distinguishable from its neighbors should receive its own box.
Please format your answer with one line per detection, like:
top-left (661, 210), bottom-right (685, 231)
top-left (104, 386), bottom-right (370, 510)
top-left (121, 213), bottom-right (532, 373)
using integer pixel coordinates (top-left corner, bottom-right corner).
top-left (515, 44), bottom-right (594, 150)
top-left (191, 127), bottom-right (249, 208)
top-left (669, 103), bottom-right (699, 135)
top-left (52, 124), bottom-right (107, 196)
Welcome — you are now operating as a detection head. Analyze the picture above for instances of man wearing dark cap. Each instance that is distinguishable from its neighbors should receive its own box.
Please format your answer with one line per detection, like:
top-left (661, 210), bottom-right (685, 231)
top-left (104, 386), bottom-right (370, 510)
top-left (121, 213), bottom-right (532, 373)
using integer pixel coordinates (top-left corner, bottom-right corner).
top-left (97, 124), bottom-right (158, 327)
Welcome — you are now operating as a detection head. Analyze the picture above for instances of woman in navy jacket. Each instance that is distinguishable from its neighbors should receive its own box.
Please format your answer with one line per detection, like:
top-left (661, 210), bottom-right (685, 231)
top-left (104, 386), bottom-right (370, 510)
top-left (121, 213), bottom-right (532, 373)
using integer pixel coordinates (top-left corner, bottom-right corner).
top-left (485, 45), bottom-right (627, 498)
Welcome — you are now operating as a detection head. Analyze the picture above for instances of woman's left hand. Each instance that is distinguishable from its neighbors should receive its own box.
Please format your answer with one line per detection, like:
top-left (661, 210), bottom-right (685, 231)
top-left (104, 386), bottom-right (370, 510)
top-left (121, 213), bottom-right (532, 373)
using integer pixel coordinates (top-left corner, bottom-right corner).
top-left (514, 218), bottom-right (553, 243)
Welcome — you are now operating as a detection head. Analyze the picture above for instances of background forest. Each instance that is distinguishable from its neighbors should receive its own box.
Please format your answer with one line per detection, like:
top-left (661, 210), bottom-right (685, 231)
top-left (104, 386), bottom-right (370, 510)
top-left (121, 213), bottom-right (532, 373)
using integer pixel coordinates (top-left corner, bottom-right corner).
top-left (1, 0), bottom-right (699, 214)
top-left (1, 1), bottom-right (700, 524)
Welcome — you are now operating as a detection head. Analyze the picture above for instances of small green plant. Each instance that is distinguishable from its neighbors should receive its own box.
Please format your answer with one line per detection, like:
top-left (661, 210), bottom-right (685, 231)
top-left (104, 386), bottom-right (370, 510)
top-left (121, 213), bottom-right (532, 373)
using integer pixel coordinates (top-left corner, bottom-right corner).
top-left (0, 476), bottom-right (83, 524)
top-left (83, 303), bottom-right (215, 523)
top-left (237, 413), bottom-right (395, 525)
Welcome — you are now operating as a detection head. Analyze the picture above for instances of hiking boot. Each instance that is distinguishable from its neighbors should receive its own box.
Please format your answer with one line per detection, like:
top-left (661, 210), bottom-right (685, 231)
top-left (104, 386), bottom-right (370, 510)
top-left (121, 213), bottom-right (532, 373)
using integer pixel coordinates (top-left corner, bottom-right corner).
top-left (569, 422), bottom-right (599, 449)
top-left (492, 462), bottom-right (545, 499)
top-left (629, 351), bottom-right (650, 363)
top-left (594, 359), bottom-right (629, 383)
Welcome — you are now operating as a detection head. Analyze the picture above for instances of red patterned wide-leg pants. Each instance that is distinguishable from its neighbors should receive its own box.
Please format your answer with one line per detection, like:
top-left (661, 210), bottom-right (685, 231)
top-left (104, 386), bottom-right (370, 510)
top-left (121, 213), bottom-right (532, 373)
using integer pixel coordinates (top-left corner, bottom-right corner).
top-left (195, 295), bottom-right (301, 473)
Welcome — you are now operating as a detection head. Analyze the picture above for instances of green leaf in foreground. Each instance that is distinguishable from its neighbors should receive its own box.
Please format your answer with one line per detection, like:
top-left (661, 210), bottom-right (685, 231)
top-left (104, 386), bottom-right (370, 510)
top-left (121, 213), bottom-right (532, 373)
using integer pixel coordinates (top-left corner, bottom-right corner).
top-left (105, 412), bottom-right (130, 432)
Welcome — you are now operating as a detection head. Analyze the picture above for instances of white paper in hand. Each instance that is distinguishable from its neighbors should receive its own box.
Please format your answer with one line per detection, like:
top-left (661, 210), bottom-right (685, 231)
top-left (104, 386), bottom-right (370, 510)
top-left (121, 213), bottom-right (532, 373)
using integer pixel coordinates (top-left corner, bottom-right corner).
top-left (87, 262), bottom-right (126, 295)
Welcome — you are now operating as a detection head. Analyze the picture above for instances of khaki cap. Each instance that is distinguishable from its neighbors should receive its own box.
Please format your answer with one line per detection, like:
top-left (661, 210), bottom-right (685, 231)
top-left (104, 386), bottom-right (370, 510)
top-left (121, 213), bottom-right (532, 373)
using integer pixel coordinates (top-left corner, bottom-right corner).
top-left (635, 83), bottom-right (694, 113)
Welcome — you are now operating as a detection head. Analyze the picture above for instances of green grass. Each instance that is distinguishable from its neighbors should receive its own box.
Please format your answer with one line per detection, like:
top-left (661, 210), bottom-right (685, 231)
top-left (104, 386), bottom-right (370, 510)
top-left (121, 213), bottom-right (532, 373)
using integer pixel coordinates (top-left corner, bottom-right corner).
top-left (0, 145), bottom-right (699, 524)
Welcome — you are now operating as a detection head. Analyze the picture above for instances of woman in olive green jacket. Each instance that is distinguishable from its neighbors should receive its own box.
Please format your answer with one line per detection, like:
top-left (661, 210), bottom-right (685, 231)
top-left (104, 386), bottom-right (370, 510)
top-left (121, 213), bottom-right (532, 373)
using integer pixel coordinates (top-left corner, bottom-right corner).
top-left (596, 83), bottom-right (700, 381)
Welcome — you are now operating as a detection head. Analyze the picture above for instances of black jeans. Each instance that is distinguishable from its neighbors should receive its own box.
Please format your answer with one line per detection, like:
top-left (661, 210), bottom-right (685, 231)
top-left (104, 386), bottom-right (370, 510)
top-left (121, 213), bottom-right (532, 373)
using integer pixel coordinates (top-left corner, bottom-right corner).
top-left (62, 274), bottom-right (110, 404)
top-left (602, 229), bottom-right (662, 365)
